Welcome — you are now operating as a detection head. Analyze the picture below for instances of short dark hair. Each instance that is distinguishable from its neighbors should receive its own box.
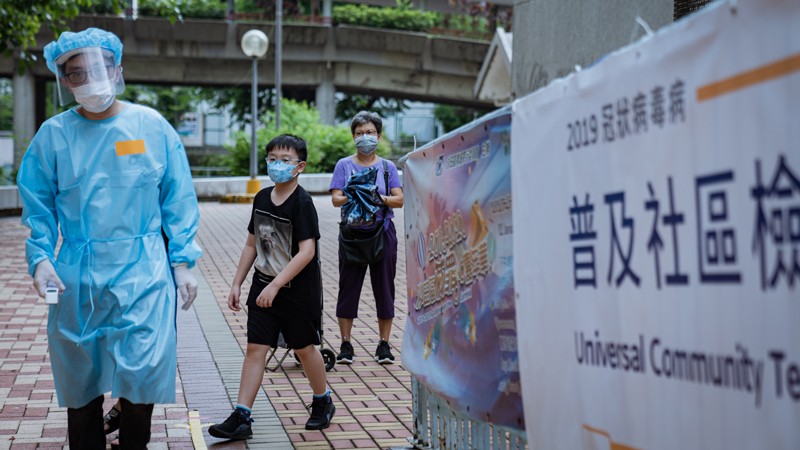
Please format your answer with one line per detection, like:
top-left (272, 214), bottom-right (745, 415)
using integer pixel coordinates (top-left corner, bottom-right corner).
top-left (350, 110), bottom-right (383, 135)
top-left (266, 134), bottom-right (308, 161)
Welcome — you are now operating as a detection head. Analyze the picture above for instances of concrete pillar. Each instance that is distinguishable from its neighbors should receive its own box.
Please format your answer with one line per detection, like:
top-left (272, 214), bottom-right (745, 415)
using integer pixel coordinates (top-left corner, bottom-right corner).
top-left (227, 0), bottom-right (235, 21)
top-left (125, 0), bottom-right (138, 20)
top-left (316, 70), bottom-right (335, 125)
top-left (322, 0), bottom-right (333, 25)
top-left (12, 68), bottom-right (35, 171)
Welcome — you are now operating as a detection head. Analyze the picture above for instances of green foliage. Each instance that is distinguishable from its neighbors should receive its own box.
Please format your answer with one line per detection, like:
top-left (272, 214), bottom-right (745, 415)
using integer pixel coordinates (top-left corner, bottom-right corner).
top-left (335, 95), bottom-right (407, 124)
top-left (138, 0), bottom-right (226, 21)
top-left (234, 0), bottom-right (267, 15)
top-left (79, 0), bottom-right (126, 15)
top-left (199, 86), bottom-right (409, 136)
top-left (0, 79), bottom-right (12, 131)
top-left (0, 0), bottom-right (92, 69)
top-left (119, 84), bottom-right (203, 127)
top-left (332, 2), bottom-right (438, 32)
top-left (331, 0), bottom-right (496, 38)
top-left (0, 166), bottom-right (11, 186)
top-left (199, 86), bottom-right (274, 130)
top-left (223, 98), bottom-right (391, 176)
top-left (44, 82), bottom-right (65, 118)
top-left (438, 14), bottom-right (490, 38)
top-left (433, 104), bottom-right (489, 133)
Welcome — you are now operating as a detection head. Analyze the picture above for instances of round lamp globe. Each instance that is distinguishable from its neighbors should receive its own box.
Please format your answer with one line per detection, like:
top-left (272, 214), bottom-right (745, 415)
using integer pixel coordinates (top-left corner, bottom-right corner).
top-left (241, 29), bottom-right (269, 58)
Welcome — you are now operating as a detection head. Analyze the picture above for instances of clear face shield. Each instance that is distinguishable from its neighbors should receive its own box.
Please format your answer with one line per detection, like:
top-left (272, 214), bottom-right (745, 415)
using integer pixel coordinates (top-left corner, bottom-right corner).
top-left (54, 47), bottom-right (125, 112)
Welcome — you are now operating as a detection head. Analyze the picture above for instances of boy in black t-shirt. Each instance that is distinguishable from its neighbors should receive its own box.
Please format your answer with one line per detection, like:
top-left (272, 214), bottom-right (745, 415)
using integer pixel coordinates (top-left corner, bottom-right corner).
top-left (209, 135), bottom-right (335, 440)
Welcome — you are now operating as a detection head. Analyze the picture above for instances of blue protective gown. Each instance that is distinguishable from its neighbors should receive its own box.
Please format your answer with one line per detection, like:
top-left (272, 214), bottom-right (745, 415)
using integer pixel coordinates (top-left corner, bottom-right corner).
top-left (17, 102), bottom-right (202, 408)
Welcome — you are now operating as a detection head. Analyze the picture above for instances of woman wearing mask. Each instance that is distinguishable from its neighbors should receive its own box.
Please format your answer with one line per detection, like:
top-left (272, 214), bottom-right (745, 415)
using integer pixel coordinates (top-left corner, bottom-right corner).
top-left (328, 111), bottom-right (403, 365)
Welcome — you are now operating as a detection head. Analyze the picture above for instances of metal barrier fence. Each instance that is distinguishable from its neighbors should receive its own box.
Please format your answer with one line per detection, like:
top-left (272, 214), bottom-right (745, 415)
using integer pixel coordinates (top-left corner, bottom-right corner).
top-left (409, 377), bottom-right (528, 450)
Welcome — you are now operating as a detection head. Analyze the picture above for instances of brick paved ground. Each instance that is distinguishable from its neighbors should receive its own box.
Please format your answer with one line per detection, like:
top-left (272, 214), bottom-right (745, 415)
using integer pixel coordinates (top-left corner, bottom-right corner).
top-left (0, 196), bottom-right (412, 449)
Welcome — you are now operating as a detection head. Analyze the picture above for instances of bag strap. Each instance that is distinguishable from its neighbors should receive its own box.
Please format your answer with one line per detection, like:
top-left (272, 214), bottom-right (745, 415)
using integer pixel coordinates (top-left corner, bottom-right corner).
top-left (382, 159), bottom-right (389, 216)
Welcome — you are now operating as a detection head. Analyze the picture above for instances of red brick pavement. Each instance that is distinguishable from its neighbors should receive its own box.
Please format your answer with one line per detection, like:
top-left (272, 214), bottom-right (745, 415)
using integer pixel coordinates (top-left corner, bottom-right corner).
top-left (0, 197), bottom-right (413, 449)
top-left (196, 198), bottom-right (412, 449)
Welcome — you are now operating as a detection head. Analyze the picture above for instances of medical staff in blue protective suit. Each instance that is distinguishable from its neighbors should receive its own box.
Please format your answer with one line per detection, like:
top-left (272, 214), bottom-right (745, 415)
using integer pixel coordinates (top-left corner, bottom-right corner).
top-left (16, 27), bottom-right (202, 450)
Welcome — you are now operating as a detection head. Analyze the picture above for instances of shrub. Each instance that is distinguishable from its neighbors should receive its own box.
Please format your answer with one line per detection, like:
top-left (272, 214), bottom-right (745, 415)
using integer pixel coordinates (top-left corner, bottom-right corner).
top-left (333, 3), bottom-right (438, 32)
top-left (138, 0), bottom-right (225, 20)
top-left (79, 0), bottom-right (126, 15)
top-left (223, 98), bottom-right (391, 175)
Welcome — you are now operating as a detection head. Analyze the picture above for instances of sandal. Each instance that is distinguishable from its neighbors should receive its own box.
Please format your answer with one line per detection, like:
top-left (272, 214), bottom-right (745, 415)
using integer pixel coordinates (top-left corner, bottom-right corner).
top-left (104, 404), bottom-right (121, 435)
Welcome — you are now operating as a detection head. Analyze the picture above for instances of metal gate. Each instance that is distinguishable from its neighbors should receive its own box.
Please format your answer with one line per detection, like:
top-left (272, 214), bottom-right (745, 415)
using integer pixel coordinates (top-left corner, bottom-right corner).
top-left (408, 377), bottom-right (528, 450)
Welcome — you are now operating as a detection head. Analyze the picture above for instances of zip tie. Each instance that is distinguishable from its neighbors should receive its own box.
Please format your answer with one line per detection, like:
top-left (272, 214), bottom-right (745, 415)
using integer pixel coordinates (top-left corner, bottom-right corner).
top-left (635, 16), bottom-right (654, 37)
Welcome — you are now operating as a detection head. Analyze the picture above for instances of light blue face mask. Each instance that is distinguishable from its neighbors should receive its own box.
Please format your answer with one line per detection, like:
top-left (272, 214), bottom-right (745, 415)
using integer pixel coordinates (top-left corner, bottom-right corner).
top-left (267, 160), bottom-right (298, 183)
top-left (355, 134), bottom-right (378, 155)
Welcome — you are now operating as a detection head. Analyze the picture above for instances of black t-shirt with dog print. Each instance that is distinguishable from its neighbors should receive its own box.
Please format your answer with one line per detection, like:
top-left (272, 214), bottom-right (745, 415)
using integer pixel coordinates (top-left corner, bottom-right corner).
top-left (247, 185), bottom-right (321, 319)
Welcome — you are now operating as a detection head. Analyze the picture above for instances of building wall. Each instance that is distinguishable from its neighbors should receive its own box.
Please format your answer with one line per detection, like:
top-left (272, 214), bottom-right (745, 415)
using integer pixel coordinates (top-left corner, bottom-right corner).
top-left (336, 0), bottom-right (515, 13)
top-left (511, 0), bottom-right (673, 98)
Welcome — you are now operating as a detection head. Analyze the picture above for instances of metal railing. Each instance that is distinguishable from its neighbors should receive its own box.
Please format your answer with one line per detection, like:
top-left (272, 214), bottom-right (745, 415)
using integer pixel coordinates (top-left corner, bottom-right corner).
top-left (190, 166), bottom-right (230, 178)
top-left (409, 377), bottom-right (528, 450)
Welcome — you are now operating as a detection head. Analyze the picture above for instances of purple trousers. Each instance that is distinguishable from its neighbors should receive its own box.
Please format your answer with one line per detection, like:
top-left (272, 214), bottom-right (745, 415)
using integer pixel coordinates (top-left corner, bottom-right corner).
top-left (336, 220), bottom-right (397, 320)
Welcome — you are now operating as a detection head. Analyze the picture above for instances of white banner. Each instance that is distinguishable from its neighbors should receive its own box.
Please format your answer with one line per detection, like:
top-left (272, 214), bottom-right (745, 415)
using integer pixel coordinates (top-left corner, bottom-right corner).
top-left (511, 0), bottom-right (800, 448)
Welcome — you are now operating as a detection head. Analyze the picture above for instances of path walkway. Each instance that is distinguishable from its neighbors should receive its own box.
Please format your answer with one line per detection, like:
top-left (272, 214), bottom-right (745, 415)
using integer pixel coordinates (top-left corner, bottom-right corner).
top-left (0, 197), bottom-right (412, 449)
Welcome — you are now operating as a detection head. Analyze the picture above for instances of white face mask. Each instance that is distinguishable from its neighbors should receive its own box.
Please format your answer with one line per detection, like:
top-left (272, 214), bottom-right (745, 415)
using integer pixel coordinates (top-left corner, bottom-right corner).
top-left (72, 80), bottom-right (115, 113)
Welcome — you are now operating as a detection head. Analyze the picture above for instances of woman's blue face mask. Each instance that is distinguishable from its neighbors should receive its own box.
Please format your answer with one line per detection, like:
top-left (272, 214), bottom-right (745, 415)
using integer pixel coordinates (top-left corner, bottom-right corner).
top-left (355, 134), bottom-right (379, 155)
top-left (267, 159), bottom-right (298, 183)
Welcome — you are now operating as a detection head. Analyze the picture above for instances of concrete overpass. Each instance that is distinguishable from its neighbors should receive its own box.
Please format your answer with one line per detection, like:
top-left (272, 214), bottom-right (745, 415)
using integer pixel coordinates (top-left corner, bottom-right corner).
top-left (1, 15), bottom-right (492, 167)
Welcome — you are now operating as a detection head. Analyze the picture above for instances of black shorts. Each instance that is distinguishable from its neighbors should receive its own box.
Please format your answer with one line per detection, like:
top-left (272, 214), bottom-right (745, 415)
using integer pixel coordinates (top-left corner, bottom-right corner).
top-left (246, 271), bottom-right (321, 349)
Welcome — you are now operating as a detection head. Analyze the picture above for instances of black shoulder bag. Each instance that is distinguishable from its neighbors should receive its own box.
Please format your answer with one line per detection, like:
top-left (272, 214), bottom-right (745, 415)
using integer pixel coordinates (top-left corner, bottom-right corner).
top-left (339, 160), bottom-right (389, 265)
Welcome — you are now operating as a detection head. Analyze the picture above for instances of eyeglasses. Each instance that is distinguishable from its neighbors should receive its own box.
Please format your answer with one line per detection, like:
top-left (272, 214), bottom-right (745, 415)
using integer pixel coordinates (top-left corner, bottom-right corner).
top-left (354, 130), bottom-right (378, 138)
top-left (64, 65), bottom-right (114, 84)
top-left (265, 157), bottom-right (301, 164)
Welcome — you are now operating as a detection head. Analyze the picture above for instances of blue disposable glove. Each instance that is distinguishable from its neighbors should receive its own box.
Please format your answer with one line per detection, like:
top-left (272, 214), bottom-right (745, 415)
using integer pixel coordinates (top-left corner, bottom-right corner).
top-left (173, 264), bottom-right (198, 310)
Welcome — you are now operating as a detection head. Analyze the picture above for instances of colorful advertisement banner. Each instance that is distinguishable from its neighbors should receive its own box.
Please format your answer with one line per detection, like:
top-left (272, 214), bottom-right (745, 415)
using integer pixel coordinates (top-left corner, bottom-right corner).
top-left (401, 109), bottom-right (524, 430)
top-left (511, 0), bottom-right (799, 448)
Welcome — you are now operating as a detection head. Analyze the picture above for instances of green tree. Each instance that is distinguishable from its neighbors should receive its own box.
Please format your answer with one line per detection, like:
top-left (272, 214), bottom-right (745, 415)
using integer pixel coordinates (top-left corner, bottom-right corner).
top-left (0, 0), bottom-right (92, 70)
top-left (433, 104), bottom-right (488, 133)
top-left (0, 79), bottom-right (12, 131)
top-left (335, 95), bottom-right (407, 124)
top-left (199, 85), bottom-right (274, 130)
top-left (200, 86), bottom-right (409, 133)
top-left (120, 84), bottom-right (204, 127)
top-left (79, 0), bottom-right (126, 15)
top-left (224, 98), bottom-right (391, 176)
top-left (332, 1), bottom-right (437, 33)
top-left (0, 165), bottom-right (11, 185)
top-left (0, 78), bottom-right (11, 185)
top-left (137, 0), bottom-right (226, 20)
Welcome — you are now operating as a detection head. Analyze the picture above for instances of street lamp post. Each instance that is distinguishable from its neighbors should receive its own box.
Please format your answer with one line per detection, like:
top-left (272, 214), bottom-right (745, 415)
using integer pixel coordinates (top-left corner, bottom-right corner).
top-left (275, 1), bottom-right (283, 130)
top-left (241, 29), bottom-right (269, 195)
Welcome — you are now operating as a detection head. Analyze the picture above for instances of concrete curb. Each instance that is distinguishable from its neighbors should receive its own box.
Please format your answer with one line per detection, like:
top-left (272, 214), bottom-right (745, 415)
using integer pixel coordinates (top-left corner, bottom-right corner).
top-left (0, 174), bottom-right (335, 212)
top-left (191, 269), bottom-right (293, 448)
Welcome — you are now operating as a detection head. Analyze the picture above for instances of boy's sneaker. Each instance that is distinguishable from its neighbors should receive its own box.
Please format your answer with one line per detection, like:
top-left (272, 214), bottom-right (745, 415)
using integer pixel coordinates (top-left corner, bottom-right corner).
top-left (208, 408), bottom-right (253, 440)
top-left (336, 341), bottom-right (354, 364)
top-left (375, 340), bottom-right (395, 364)
top-left (305, 395), bottom-right (335, 430)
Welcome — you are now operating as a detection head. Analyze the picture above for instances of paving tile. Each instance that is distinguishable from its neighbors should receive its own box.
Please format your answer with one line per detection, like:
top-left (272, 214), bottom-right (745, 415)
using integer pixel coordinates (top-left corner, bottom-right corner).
top-left (0, 198), bottom-right (414, 449)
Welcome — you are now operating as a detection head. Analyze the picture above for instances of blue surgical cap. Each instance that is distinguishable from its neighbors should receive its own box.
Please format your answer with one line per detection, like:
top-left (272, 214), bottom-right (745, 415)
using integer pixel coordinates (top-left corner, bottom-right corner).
top-left (44, 27), bottom-right (123, 75)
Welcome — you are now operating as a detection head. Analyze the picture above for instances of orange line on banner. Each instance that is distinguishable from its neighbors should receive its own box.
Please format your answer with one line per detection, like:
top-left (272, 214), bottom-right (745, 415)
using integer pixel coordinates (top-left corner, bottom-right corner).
top-left (582, 424), bottom-right (641, 450)
top-left (697, 53), bottom-right (800, 101)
